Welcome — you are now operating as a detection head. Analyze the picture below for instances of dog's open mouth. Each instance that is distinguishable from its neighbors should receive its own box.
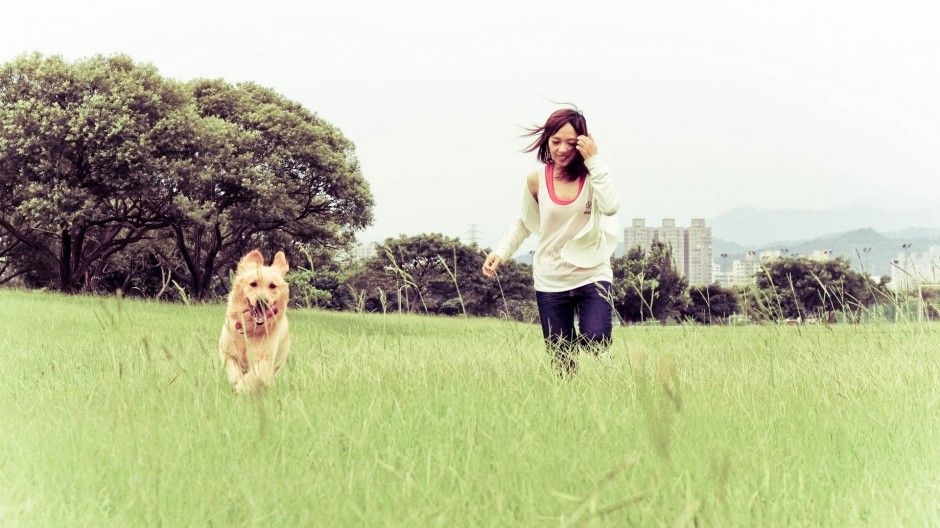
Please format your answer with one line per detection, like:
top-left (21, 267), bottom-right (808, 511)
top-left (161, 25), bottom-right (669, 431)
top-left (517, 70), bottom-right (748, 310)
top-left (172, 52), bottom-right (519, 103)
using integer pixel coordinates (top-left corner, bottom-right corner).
top-left (234, 300), bottom-right (279, 334)
top-left (248, 301), bottom-right (278, 326)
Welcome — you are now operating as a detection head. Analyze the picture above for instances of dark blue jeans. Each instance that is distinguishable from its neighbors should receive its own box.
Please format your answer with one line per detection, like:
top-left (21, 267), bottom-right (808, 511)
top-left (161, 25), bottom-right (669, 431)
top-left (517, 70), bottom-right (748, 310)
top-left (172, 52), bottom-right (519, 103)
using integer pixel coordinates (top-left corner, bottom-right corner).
top-left (535, 281), bottom-right (613, 375)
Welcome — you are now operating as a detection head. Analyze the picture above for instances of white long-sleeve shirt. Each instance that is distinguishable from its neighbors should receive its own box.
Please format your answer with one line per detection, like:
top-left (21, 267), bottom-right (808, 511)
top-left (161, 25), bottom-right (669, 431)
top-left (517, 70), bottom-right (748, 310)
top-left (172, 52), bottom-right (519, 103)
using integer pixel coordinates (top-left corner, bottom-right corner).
top-left (491, 156), bottom-right (621, 288)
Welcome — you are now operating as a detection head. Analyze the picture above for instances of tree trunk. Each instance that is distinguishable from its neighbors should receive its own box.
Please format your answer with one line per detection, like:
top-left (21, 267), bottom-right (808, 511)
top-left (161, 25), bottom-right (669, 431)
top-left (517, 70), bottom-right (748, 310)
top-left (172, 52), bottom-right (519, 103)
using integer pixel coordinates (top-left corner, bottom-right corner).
top-left (59, 229), bottom-right (75, 293)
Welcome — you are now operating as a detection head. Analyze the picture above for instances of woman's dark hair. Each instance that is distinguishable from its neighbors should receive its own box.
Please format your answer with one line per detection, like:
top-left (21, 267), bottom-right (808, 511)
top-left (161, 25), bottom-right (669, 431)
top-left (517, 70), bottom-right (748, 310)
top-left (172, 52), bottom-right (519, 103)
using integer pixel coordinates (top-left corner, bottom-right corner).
top-left (523, 107), bottom-right (589, 180)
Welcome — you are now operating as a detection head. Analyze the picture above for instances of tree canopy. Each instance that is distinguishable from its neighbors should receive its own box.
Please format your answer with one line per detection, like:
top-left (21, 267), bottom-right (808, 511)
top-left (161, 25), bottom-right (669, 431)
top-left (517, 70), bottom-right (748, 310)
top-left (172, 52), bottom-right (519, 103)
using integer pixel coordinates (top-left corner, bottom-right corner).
top-left (0, 53), bottom-right (192, 291)
top-left (0, 53), bottom-right (373, 297)
top-left (342, 233), bottom-right (535, 320)
top-left (611, 241), bottom-right (689, 323)
top-left (752, 256), bottom-right (887, 322)
top-left (683, 283), bottom-right (740, 324)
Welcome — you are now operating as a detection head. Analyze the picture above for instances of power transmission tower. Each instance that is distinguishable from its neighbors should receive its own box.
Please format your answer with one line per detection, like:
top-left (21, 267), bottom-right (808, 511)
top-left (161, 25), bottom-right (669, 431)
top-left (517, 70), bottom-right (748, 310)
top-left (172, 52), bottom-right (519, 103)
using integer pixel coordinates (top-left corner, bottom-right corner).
top-left (467, 224), bottom-right (480, 246)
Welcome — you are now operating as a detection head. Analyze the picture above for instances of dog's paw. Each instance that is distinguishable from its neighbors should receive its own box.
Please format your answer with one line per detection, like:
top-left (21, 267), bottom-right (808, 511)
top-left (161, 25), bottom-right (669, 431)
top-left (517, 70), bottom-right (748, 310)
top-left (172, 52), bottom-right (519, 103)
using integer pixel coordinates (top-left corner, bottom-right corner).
top-left (233, 378), bottom-right (251, 393)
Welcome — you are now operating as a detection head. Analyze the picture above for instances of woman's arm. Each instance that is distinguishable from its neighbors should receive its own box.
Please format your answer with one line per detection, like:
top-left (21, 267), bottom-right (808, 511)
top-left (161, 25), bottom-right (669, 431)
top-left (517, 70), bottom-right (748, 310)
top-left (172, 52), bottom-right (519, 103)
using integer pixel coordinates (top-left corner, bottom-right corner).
top-left (577, 134), bottom-right (620, 216)
top-left (584, 155), bottom-right (620, 216)
top-left (482, 172), bottom-right (539, 276)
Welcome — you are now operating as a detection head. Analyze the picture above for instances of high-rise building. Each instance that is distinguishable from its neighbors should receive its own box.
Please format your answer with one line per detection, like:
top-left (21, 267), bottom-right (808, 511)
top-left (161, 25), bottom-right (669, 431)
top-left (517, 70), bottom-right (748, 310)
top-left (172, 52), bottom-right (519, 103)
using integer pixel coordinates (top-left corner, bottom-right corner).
top-left (624, 218), bottom-right (713, 285)
top-left (686, 218), bottom-right (712, 285)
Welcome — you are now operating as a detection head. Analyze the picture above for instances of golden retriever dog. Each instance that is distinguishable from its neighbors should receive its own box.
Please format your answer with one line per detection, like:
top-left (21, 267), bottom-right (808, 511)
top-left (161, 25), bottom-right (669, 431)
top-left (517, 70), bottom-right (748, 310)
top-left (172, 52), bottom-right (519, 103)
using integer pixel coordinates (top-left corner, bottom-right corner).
top-left (218, 249), bottom-right (291, 393)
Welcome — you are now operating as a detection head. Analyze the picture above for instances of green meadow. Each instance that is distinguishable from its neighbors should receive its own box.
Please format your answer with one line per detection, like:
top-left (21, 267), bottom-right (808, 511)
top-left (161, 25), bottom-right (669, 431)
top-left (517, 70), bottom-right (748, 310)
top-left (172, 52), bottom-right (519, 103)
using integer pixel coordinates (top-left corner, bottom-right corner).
top-left (1, 288), bottom-right (938, 527)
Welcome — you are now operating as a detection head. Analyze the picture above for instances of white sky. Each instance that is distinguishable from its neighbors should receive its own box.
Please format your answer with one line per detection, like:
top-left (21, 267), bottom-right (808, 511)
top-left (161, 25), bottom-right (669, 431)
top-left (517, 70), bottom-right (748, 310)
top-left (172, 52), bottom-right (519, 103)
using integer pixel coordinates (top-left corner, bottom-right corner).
top-left (4, 0), bottom-right (939, 249)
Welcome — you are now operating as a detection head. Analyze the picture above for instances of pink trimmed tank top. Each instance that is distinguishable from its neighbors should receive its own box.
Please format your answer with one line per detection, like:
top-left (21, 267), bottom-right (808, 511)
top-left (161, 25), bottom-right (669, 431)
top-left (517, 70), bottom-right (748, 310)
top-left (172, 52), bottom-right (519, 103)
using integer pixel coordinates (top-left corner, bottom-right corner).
top-left (533, 163), bottom-right (613, 292)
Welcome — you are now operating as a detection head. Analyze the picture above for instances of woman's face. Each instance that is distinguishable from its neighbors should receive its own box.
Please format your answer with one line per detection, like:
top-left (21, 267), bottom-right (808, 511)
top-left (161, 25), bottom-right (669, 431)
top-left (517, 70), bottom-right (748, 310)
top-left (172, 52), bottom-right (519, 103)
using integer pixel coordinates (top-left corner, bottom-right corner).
top-left (549, 123), bottom-right (578, 168)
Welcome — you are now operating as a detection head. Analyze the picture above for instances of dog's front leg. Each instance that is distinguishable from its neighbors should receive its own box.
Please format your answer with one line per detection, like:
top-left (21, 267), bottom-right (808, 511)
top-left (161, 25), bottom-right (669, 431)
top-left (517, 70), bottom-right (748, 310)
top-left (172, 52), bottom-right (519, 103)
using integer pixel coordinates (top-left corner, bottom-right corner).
top-left (251, 359), bottom-right (276, 388)
top-left (225, 356), bottom-right (250, 393)
top-left (236, 360), bottom-right (274, 393)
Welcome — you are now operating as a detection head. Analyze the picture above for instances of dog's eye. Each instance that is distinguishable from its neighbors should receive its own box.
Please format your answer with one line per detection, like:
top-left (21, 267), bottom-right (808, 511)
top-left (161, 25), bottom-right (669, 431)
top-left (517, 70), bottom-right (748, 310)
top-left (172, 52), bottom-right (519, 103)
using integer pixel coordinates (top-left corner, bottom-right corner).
top-left (250, 281), bottom-right (258, 288)
top-left (269, 283), bottom-right (277, 289)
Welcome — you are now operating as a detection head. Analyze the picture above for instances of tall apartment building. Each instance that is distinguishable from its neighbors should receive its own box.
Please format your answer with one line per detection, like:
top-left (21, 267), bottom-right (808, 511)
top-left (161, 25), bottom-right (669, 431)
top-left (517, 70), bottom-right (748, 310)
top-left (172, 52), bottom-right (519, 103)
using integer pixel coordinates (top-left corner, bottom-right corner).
top-left (686, 218), bottom-right (712, 286)
top-left (624, 218), bottom-right (713, 285)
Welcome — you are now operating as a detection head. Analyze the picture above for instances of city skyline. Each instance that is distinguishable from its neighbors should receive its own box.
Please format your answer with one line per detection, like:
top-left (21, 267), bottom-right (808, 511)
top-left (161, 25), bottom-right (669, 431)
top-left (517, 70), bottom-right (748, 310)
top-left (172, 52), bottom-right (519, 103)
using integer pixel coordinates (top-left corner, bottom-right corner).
top-left (624, 218), bottom-right (713, 286)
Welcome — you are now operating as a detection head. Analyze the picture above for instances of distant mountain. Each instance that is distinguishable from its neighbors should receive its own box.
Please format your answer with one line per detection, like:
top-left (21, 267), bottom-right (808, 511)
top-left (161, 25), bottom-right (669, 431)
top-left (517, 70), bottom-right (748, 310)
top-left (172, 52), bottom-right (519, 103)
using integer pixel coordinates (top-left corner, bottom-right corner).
top-left (714, 228), bottom-right (940, 277)
top-left (710, 207), bottom-right (940, 247)
top-left (883, 227), bottom-right (940, 239)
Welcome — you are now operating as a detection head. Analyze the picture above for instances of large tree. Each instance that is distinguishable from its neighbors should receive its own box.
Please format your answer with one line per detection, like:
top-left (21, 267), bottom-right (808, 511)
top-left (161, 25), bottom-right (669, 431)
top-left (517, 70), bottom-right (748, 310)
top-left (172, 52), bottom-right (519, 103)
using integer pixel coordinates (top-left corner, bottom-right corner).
top-left (348, 233), bottom-right (534, 318)
top-left (753, 256), bottom-right (887, 322)
top-left (162, 79), bottom-right (374, 299)
top-left (0, 54), bottom-right (374, 298)
top-left (0, 53), bottom-right (196, 292)
top-left (612, 241), bottom-right (689, 323)
top-left (683, 283), bottom-right (740, 324)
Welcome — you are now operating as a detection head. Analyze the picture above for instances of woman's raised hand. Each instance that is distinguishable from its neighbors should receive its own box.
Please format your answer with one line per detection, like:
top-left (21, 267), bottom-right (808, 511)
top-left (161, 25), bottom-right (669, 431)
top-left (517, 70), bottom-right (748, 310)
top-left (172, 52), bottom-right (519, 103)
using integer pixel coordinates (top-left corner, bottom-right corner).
top-left (576, 134), bottom-right (597, 159)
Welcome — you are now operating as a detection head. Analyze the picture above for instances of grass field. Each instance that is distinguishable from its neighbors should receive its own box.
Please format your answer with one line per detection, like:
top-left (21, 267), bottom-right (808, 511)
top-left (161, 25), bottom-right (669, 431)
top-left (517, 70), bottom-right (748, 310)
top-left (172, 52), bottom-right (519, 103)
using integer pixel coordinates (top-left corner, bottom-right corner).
top-left (1, 288), bottom-right (938, 527)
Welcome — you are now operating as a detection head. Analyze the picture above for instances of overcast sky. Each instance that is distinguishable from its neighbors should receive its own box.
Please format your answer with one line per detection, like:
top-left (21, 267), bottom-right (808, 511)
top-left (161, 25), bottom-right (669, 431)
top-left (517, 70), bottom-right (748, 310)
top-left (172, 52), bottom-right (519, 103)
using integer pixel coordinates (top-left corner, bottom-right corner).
top-left (4, 0), bottom-right (938, 249)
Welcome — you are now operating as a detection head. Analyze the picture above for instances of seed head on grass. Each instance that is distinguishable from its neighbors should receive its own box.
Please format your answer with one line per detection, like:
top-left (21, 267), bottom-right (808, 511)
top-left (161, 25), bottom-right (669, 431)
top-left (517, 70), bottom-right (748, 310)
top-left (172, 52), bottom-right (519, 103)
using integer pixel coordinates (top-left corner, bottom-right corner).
top-left (629, 346), bottom-right (680, 462)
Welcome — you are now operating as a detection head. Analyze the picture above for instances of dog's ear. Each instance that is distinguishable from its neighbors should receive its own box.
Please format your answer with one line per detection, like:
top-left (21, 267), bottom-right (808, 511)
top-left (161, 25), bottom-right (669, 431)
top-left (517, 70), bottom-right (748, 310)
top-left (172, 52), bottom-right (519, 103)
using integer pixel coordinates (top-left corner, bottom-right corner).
top-left (237, 250), bottom-right (265, 275)
top-left (272, 251), bottom-right (289, 276)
